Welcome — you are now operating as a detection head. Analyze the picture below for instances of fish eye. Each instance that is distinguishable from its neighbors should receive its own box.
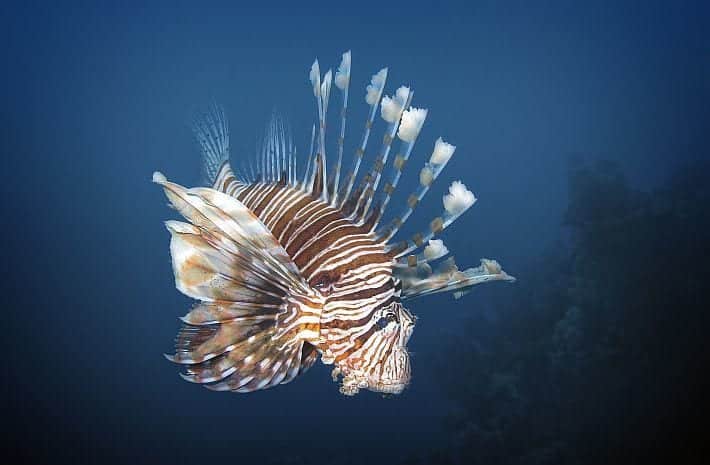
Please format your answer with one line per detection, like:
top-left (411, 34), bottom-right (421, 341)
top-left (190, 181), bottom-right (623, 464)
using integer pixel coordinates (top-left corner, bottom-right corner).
top-left (311, 271), bottom-right (340, 294)
top-left (376, 310), bottom-right (399, 329)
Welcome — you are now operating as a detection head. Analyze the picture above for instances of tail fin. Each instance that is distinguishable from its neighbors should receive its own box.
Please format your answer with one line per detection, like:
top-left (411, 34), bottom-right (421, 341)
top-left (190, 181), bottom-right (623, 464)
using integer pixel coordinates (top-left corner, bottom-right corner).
top-left (154, 173), bottom-right (323, 392)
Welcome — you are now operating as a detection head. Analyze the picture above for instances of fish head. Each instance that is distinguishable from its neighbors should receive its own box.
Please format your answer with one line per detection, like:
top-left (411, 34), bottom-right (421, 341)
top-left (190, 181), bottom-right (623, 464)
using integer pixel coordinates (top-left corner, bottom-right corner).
top-left (328, 299), bottom-right (416, 396)
top-left (311, 241), bottom-right (416, 396)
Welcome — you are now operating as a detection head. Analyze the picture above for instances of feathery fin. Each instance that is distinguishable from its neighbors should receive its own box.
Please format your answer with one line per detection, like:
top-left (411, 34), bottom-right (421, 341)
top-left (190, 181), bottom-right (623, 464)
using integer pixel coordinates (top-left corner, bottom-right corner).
top-left (251, 112), bottom-right (296, 186)
top-left (154, 173), bottom-right (323, 392)
top-left (390, 180), bottom-right (476, 257)
top-left (173, 49), bottom-right (514, 340)
top-left (193, 103), bottom-right (230, 186)
top-left (396, 258), bottom-right (515, 300)
top-left (354, 87), bottom-right (415, 222)
top-left (329, 51), bottom-right (352, 204)
top-left (377, 137), bottom-right (455, 241)
top-left (338, 67), bottom-right (388, 208)
top-left (312, 153), bottom-right (325, 199)
top-left (370, 107), bottom-right (429, 230)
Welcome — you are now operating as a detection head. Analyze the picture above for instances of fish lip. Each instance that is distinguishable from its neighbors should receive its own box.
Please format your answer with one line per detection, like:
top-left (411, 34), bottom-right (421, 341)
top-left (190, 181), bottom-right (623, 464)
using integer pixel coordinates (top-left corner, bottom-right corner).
top-left (338, 365), bottom-right (410, 395)
top-left (367, 369), bottom-right (411, 395)
top-left (369, 379), bottom-right (408, 394)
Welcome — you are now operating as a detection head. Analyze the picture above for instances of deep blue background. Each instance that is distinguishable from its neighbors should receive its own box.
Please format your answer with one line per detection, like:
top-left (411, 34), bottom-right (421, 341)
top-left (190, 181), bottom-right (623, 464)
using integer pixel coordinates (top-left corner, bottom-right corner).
top-left (2, 1), bottom-right (707, 463)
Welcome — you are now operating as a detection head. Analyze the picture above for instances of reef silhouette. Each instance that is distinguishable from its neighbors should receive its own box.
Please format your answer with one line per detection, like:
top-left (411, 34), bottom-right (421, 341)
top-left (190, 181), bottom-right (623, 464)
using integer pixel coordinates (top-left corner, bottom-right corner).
top-left (409, 159), bottom-right (709, 465)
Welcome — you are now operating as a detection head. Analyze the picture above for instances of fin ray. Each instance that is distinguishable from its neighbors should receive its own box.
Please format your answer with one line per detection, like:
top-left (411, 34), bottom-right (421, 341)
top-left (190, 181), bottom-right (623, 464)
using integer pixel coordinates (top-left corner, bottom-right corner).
top-left (155, 174), bottom-right (323, 392)
top-left (193, 103), bottom-right (230, 186)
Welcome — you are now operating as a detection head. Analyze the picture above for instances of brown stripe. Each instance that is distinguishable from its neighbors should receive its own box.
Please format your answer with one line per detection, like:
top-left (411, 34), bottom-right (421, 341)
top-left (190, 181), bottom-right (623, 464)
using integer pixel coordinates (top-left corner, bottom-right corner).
top-left (407, 194), bottom-right (419, 209)
top-left (334, 328), bottom-right (376, 362)
top-left (253, 185), bottom-right (281, 216)
top-left (329, 254), bottom-right (391, 285)
top-left (287, 210), bottom-right (345, 264)
top-left (235, 183), bottom-right (260, 204)
top-left (335, 268), bottom-right (392, 289)
top-left (312, 154), bottom-right (325, 198)
top-left (373, 158), bottom-right (384, 173)
top-left (300, 236), bottom-right (380, 278)
top-left (393, 154), bottom-right (406, 170)
top-left (412, 233), bottom-right (424, 247)
top-left (272, 193), bottom-right (313, 240)
top-left (430, 217), bottom-right (444, 233)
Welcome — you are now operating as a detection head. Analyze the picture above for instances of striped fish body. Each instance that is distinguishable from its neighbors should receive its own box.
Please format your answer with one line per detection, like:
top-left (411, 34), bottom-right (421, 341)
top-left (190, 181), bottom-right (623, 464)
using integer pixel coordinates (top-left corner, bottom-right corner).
top-left (227, 178), bottom-right (414, 395)
top-left (156, 50), bottom-right (514, 396)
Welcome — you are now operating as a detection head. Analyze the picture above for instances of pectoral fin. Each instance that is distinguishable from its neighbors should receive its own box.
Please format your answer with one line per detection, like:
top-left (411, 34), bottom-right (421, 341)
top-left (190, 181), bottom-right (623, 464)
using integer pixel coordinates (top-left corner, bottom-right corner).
top-left (155, 173), bottom-right (323, 392)
top-left (397, 257), bottom-right (515, 300)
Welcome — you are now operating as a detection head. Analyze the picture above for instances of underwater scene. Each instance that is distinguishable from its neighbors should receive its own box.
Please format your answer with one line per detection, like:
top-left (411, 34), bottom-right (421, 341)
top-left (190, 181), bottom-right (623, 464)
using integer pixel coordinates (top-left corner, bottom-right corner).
top-left (3, 2), bottom-right (708, 464)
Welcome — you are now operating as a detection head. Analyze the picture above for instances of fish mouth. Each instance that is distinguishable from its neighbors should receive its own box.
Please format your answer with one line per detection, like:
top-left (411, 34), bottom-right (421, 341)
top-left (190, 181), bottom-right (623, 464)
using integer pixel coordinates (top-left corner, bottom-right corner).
top-left (337, 348), bottom-right (411, 395)
top-left (369, 379), bottom-right (408, 394)
top-left (364, 366), bottom-right (411, 394)
top-left (337, 369), bottom-right (410, 396)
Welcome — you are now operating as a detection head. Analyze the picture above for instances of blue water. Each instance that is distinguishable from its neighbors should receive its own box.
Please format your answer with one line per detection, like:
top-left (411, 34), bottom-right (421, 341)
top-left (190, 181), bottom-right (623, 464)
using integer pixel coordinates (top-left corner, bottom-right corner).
top-left (3, 1), bottom-right (707, 464)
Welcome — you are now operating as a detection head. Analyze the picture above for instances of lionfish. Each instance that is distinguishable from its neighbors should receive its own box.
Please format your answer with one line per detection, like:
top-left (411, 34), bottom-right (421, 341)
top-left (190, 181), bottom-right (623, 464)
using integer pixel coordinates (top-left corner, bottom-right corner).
top-left (154, 51), bottom-right (514, 396)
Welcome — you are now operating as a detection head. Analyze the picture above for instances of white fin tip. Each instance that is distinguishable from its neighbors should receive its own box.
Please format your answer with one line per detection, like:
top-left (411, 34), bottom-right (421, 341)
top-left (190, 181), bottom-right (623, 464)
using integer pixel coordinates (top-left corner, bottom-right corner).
top-left (381, 86), bottom-right (410, 123)
top-left (443, 180), bottom-right (476, 215)
top-left (335, 51), bottom-right (351, 90)
top-left (366, 68), bottom-right (388, 105)
top-left (430, 137), bottom-right (456, 164)
top-left (423, 239), bottom-right (449, 261)
top-left (398, 107), bottom-right (427, 142)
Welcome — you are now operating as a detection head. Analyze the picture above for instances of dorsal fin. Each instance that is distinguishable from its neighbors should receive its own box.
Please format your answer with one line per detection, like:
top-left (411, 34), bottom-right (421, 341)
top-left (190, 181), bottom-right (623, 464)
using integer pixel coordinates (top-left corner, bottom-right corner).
top-left (308, 61), bottom-right (332, 202)
top-left (337, 67), bottom-right (388, 208)
top-left (156, 50), bottom-right (519, 394)
top-left (212, 161), bottom-right (242, 195)
top-left (311, 153), bottom-right (325, 198)
top-left (328, 51), bottom-right (351, 205)
top-left (368, 107), bottom-right (429, 231)
top-left (361, 201), bottom-right (381, 232)
top-left (193, 103), bottom-right (232, 186)
top-left (376, 137), bottom-right (456, 241)
top-left (357, 89), bottom-right (416, 221)
top-left (386, 180), bottom-right (477, 258)
top-left (246, 112), bottom-right (296, 186)
top-left (343, 86), bottom-right (415, 223)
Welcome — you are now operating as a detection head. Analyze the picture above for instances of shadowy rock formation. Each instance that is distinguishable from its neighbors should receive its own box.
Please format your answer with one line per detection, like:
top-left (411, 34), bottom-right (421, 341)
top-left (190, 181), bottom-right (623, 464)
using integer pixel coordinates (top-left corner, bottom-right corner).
top-left (424, 160), bottom-right (709, 465)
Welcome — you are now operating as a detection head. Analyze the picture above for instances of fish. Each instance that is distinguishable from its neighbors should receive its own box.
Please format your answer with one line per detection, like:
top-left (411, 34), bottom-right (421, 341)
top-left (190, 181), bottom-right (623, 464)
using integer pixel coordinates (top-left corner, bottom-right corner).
top-left (154, 51), bottom-right (515, 396)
